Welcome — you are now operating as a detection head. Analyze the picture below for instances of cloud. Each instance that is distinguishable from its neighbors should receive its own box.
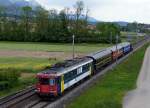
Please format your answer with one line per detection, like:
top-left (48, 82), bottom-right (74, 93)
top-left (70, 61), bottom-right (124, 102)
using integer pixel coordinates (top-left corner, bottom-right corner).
top-left (34, 0), bottom-right (150, 23)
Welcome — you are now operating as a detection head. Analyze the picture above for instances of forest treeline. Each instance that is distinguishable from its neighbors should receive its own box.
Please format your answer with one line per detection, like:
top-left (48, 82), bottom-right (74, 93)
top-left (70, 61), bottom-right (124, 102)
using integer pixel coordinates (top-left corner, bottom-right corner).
top-left (0, 1), bottom-right (121, 43)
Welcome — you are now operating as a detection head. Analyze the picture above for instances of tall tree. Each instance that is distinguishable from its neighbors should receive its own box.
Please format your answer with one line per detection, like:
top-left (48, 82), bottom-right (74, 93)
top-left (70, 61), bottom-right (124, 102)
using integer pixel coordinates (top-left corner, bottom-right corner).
top-left (74, 0), bottom-right (84, 35)
top-left (59, 9), bottom-right (70, 38)
top-left (96, 23), bottom-right (121, 43)
top-left (0, 6), bottom-right (5, 38)
top-left (22, 6), bottom-right (32, 41)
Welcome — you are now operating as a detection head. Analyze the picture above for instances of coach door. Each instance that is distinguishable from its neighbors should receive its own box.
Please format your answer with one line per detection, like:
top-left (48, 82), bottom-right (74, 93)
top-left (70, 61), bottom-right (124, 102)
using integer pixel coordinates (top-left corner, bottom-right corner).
top-left (61, 75), bottom-right (65, 93)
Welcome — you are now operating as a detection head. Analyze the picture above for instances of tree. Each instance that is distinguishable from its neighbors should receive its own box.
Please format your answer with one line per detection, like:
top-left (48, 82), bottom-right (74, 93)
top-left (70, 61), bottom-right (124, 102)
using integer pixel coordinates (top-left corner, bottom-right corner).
top-left (73, 0), bottom-right (84, 35)
top-left (96, 23), bottom-right (121, 43)
top-left (0, 6), bottom-right (5, 38)
top-left (85, 8), bottom-right (90, 25)
top-left (59, 9), bottom-right (70, 39)
top-left (34, 6), bottom-right (49, 41)
top-left (126, 22), bottom-right (138, 32)
top-left (21, 6), bottom-right (32, 41)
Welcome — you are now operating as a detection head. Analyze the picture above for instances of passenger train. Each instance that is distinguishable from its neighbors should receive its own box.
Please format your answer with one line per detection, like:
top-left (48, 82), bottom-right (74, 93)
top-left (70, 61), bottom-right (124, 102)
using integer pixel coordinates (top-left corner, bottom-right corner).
top-left (36, 42), bottom-right (133, 97)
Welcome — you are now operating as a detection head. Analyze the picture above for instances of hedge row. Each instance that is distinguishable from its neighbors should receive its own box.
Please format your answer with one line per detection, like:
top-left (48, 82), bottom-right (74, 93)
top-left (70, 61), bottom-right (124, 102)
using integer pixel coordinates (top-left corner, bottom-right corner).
top-left (0, 69), bottom-right (20, 90)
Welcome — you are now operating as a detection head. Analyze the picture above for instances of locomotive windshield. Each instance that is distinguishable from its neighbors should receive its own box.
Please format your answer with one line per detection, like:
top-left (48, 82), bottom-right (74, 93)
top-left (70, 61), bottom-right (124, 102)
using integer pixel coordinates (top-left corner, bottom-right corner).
top-left (39, 78), bottom-right (55, 85)
top-left (39, 78), bottom-right (49, 85)
top-left (50, 79), bottom-right (55, 86)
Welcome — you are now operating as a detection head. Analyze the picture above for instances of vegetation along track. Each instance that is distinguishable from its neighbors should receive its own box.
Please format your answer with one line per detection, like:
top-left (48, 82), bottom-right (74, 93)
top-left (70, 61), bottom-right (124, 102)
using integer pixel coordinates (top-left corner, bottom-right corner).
top-left (0, 36), bottom-right (149, 108)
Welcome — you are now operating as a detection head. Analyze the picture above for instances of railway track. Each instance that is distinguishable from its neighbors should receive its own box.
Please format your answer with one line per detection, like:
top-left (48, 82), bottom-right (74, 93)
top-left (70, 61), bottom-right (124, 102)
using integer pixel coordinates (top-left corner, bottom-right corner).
top-left (0, 36), bottom-right (149, 108)
top-left (0, 87), bottom-right (36, 108)
top-left (27, 101), bottom-right (50, 108)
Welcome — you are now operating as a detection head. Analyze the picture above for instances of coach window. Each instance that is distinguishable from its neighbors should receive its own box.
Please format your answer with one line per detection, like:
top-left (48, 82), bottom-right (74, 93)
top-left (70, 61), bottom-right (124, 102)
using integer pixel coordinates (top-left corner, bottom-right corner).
top-left (64, 72), bottom-right (70, 83)
top-left (73, 69), bottom-right (77, 77)
top-left (64, 73), bottom-right (68, 83)
top-left (77, 67), bottom-right (82, 75)
top-left (82, 64), bottom-right (90, 73)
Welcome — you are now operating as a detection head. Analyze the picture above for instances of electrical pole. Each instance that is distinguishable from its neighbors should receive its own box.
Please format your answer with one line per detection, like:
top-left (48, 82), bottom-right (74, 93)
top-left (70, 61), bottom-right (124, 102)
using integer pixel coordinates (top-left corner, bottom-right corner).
top-left (72, 35), bottom-right (75, 59)
top-left (110, 32), bottom-right (112, 45)
top-left (116, 35), bottom-right (119, 63)
top-left (136, 23), bottom-right (139, 43)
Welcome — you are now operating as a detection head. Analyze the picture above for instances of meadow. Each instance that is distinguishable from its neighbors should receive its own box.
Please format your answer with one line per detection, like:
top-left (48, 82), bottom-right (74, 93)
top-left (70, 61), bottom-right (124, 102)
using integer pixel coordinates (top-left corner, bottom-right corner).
top-left (120, 32), bottom-right (145, 44)
top-left (0, 57), bottom-right (57, 72)
top-left (0, 42), bottom-right (111, 53)
top-left (67, 42), bottom-right (149, 108)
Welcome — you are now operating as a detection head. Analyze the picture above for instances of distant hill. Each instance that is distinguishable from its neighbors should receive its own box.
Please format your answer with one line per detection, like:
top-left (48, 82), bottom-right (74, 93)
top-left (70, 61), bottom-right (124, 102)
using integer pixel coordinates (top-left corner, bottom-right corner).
top-left (0, 0), bottom-right (39, 8)
top-left (0, 0), bottom-right (12, 6)
top-left (96, 21), bottom-right (129, 26)
top-left (113, 21), bottom-right (129, 27)
top-left (88, 17), bottom-right (99, 24)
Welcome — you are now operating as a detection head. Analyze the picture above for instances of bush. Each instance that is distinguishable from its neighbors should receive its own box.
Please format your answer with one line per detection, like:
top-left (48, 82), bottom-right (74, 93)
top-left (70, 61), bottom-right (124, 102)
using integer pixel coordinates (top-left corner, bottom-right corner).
top-left (0, 69), bottom-right (20, 90)
top-left (0, 81), bottom-right (9, 90)
top-left (0, 69), bottom-right (20, 82)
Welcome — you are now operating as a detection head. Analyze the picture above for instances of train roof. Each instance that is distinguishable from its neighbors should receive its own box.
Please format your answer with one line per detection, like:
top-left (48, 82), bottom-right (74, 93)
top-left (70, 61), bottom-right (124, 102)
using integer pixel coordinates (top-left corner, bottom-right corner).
top-left (87, 42), bottom-right (131, 60)
top-left (87, 49), bottom-right (112, 60)
top-left (109, 45), bottom-right (123, 51)
top-left (38, 57), bottom-right (93, 76)
top-left (118, 42), bottom-right (131, 47)
top-left (108, 42), bottom-right (131, 51)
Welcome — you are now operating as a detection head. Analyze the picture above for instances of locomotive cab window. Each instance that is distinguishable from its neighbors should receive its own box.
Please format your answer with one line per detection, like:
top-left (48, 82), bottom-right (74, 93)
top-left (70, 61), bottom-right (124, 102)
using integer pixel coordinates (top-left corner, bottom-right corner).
top-left (50, 79), bottom-right (55, 86)
top-left (39, 78), bottom-right (49, 85)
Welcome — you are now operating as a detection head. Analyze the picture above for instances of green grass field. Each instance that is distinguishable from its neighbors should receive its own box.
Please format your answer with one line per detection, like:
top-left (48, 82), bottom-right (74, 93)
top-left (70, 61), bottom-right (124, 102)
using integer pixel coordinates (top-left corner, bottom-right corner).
top-left (0, 42), bottom-right (111, 53)
top-left (67, 43), bottom-right (149, 108)
top-left (121, 32), bottom-right (138, 37)
top-left (120, 32), bottom-right (145, 44)
top-left (0, 57), bottom-right (57, 73)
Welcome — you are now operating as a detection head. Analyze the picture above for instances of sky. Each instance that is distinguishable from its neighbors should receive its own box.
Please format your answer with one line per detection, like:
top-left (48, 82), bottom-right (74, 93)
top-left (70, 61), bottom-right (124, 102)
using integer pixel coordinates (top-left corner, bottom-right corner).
top-left (34, 0), bottom-right (150, 24)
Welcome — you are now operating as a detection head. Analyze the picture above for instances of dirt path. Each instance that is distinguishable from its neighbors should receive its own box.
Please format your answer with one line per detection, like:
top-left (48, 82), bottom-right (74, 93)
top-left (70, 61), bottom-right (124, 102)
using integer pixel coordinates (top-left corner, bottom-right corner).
top-left (123, 47), bottom-right (150, 108)
top-left (0, 50), bottom-right (85, 60)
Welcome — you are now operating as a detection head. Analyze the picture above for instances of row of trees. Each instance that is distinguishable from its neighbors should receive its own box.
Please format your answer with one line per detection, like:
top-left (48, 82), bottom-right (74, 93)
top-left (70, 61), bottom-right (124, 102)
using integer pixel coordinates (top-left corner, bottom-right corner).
top-left (0, 1), bottom-right (121, 43)
top-left (121, 22), bottom-right (150, 33)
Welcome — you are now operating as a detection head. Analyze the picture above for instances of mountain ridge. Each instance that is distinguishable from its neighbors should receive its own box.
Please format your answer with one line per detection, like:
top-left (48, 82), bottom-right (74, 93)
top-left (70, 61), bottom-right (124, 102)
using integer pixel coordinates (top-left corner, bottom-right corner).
top-left (0, 0), bottom-right (39, 8)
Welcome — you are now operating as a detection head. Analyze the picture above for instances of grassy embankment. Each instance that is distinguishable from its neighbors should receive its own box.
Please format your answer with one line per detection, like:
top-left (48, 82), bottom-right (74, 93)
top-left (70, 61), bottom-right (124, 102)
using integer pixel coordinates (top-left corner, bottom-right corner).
top-left (68, 43), bottom-right (149, 108)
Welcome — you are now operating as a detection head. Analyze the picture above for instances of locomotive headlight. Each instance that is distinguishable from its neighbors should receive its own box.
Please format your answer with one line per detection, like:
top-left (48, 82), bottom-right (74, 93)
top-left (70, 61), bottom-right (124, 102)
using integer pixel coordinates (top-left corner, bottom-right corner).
top-left (37, 87), bottom-right (40, 91)
top-left (35, 87), bottom-right (40, 92)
